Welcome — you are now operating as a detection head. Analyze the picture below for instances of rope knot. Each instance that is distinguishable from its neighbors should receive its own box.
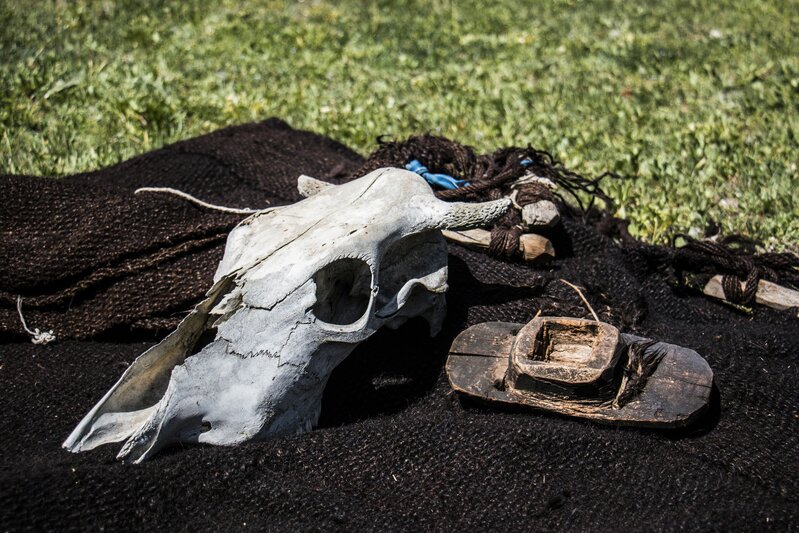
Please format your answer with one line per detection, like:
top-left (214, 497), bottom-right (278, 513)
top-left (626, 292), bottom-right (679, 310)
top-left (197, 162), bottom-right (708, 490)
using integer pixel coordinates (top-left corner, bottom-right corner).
top-left (29, 328), bottom-right (57, 345)
top-left (16, 296), bottom-right (56, 345)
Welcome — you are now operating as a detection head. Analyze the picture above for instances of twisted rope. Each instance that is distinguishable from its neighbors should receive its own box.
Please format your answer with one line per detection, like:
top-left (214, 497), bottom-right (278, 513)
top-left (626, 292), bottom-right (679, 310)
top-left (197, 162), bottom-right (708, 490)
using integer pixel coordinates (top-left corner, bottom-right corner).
top-left (345, 135), bottom-right (615, 260)
top-left (673, 236), bottom-right (799, 304)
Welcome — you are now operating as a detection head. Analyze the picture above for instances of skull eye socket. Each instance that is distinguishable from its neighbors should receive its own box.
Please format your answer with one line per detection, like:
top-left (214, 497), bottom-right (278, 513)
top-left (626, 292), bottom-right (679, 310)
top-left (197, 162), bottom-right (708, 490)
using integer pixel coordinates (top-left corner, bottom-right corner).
top-left (312, 257), bottom-right (372, 325)
top-left (375, 230), bottom-right (446, 315)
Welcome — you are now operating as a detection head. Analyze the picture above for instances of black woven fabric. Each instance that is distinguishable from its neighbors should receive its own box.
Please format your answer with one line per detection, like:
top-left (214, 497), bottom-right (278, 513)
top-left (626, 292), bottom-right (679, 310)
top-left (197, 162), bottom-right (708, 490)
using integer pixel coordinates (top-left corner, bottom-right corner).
top-left (1, 119), bottom-right (796, 530)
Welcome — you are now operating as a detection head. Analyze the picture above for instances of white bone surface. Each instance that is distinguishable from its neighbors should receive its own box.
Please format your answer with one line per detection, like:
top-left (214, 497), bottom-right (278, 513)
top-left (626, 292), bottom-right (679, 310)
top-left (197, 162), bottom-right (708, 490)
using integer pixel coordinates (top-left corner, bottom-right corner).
top-left (297, 174), bottom-right (335, 197)
top-left (64, 168), bottom-right (510, 462)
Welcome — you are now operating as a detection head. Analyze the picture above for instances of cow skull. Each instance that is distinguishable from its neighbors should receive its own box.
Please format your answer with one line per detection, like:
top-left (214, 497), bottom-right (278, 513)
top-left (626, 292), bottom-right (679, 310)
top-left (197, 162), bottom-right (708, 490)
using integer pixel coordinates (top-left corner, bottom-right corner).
top-left (63, 168), bottom-right (509, 462)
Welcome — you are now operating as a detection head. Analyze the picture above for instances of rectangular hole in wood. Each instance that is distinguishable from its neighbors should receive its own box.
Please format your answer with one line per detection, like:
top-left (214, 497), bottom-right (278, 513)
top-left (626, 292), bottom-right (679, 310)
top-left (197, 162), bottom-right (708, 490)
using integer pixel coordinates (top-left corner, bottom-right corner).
top-left (530, 322), bottom-right (600, 367)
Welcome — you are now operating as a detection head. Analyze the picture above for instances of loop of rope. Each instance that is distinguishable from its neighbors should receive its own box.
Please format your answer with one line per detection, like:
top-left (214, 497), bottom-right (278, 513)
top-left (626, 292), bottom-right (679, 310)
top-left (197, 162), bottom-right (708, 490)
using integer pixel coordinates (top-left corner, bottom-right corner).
top-left (489, 225), bottom-right (523, 257)
top-left (722, 267), bottom-right (760, 305)
top-left (515, 181), bottom-right (556, 205)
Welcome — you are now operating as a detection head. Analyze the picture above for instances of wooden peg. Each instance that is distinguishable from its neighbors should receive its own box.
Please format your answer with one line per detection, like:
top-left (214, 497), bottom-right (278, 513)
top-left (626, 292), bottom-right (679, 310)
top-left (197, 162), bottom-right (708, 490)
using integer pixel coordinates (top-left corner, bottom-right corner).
top-left (442, 229), bottom-right (555, 263)
top-left (703, 275), bottom-right (799, 315)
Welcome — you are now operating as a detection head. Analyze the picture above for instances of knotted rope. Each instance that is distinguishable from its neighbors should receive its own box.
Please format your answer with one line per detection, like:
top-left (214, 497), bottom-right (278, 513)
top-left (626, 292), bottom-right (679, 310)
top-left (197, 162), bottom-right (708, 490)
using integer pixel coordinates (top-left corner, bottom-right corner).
top-left (672, 236), bottom-right (799, 304)
top-left (606, 226), bottom-right (799, 306)
top-left (17, 296), bottom-right (56, 345)
top-left (346, 135), bottom-right (614, 260)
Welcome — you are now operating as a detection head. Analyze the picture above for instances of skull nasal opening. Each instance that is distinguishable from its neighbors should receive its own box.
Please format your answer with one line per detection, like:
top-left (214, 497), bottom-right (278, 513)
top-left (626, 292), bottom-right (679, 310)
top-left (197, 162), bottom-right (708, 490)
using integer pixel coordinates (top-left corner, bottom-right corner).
top-left (312, 257), bottom-right (372, 325)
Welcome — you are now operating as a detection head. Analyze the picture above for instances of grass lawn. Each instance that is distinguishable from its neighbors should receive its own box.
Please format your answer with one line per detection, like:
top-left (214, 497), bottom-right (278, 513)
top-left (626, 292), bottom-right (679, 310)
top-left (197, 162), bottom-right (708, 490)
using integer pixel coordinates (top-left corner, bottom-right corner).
top-left (1, 0), bottom-right (797, 248)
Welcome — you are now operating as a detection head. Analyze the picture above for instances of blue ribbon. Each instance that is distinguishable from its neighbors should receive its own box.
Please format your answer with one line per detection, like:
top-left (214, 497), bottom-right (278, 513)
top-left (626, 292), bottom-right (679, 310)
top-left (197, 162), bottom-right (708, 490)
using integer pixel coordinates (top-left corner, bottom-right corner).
top-left (405, 159), bottom-right (470, 190)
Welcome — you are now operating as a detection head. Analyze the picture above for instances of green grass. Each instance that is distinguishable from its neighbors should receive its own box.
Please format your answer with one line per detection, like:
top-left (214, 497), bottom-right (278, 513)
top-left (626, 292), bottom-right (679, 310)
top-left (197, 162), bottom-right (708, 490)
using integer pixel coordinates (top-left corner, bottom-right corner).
top-left (2, 0), bottom-right (797, 248)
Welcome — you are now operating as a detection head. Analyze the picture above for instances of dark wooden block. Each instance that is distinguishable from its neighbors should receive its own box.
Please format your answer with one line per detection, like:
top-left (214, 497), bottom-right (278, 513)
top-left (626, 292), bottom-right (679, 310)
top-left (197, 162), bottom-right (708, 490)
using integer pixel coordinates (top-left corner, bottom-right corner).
top-left (446, 317), bottom-right (714, 428)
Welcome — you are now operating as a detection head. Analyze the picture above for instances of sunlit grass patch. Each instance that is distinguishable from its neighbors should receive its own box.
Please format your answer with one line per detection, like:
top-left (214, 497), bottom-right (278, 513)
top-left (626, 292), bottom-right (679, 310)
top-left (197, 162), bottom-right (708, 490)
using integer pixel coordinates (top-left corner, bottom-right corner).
top-left (1, 0), bottom-right (797, 247)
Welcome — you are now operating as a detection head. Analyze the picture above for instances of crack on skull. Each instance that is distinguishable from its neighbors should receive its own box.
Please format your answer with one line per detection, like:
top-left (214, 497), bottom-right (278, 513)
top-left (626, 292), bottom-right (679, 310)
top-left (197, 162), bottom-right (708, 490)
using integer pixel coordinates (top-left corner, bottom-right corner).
top-left (277, 318), bottom-right (314, 368)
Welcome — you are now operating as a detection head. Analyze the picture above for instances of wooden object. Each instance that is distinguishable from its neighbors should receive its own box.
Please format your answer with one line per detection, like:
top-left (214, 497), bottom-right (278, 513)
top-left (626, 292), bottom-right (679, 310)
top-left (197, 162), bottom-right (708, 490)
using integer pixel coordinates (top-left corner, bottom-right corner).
top-left (446, 317), bottom-right (713, 428)
top-left (703, 275), bottom-right (799, 315)
top-left (442, 228), bottom-right (555, 263)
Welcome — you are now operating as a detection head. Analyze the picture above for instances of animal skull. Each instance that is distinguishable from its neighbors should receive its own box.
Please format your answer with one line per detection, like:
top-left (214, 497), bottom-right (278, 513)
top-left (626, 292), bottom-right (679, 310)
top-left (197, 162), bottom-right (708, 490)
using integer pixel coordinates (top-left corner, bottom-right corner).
top-left (63, 168), bottom-right (510, 462)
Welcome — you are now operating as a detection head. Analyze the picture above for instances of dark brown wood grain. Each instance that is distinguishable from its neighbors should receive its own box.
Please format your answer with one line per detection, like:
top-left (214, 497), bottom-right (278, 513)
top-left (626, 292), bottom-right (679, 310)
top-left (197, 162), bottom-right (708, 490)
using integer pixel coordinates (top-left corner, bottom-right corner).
top-left (446, 317), bottom-right (714, 428)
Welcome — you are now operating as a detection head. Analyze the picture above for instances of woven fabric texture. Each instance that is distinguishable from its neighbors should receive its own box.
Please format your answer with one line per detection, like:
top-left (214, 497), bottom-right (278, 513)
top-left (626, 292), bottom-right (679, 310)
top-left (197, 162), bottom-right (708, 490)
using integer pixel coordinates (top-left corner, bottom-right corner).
top-left (0, 119), bottom-right (796, 530)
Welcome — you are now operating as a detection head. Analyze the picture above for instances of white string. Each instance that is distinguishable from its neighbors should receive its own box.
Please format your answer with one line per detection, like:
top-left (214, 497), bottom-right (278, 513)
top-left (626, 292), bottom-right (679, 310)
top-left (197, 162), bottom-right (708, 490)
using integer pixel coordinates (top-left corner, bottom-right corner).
top-left (17, 296), bottom-right (56, 345)
top-left (15, 188), bottom-right (275, 346)
top-left (134, 187), bottom-right (277, 215)
top-left (559, 279), bottom-right (600, 322)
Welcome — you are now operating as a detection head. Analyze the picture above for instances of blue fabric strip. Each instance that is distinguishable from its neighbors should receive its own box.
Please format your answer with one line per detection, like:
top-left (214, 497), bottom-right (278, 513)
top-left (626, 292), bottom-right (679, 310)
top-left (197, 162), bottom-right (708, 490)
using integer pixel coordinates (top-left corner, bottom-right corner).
top-left (405, 159), bottom-right (470, 190)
